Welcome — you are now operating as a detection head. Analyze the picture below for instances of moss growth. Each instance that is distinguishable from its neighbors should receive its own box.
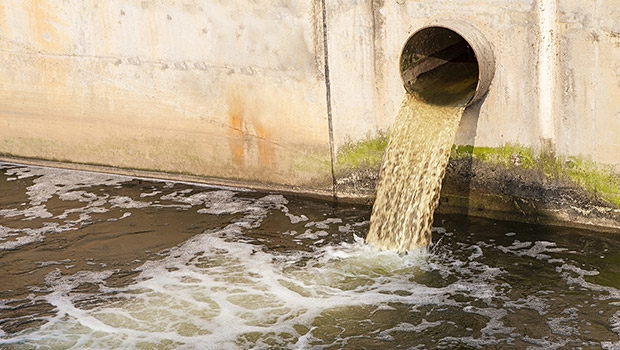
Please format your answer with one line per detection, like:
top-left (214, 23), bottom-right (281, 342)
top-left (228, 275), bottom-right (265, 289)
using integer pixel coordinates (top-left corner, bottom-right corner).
top-left (333, 133), bottom-right (620, 209)
top-left (452, 143), bottom-right (536, 169)
top-left (291, 150), bottom-right (332, 175)
top-left (452, 143), bottom-right (620, 208)
top-left (336, 132), bottom-right (389, 171)
top-left (563, 156), bottom-right (620, 207)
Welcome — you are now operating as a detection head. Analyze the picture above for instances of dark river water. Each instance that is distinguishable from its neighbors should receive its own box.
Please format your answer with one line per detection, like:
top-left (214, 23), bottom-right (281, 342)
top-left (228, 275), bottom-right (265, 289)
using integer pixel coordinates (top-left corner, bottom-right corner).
top-left (0, 162), bottom-right (619, 349)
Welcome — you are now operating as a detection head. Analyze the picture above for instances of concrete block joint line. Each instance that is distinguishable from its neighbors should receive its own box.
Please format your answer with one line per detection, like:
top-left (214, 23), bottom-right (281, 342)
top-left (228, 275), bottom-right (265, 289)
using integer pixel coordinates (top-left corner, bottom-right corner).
top-left (321, 0), bottom-right (338, 202)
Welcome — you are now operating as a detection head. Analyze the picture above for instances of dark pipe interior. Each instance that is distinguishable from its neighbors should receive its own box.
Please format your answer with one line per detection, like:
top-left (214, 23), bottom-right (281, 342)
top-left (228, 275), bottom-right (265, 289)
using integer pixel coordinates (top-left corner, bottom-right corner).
top-left (400, 27), bottom-right (479, 106)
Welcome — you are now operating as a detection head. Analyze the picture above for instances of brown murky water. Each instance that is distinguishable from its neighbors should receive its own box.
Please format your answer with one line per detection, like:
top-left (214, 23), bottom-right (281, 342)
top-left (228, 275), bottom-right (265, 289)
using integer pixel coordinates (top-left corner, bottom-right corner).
top-left (1, 162), bottom-right (620, 349)
top-left (366, 94), bottom-right (465, 252)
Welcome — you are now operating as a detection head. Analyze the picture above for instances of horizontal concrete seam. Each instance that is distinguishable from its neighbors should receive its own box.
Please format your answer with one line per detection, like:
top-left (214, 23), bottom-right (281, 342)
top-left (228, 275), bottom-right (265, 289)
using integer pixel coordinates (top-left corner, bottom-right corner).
top-left (0, 41), bottom-right (297, 74)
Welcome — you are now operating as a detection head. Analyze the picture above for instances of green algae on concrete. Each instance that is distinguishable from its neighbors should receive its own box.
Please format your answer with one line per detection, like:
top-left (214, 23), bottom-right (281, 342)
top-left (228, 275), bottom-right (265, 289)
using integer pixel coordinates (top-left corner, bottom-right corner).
top-left (440, 143), bottom-right (620, 232)
top-left (335, 132), bottom-right (389, 171)
top-left (334, 138), bottom-right (620, 210)
top-left (450, 143), bottom-right (620, 208)
top-left (452, 143), bottom-right (536, 169)
top-left (563, 156), bottom-right (620, 208)
top-left (330, 137), bottom-right (620, 229)
top-left (333, 133), bottom-right (388, 198)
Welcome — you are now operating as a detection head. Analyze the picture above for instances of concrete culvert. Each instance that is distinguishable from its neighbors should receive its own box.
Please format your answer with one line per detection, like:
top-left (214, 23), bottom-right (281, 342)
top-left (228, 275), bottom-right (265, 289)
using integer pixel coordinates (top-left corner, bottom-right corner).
top-left (400, 23), bottom-right (495, 106)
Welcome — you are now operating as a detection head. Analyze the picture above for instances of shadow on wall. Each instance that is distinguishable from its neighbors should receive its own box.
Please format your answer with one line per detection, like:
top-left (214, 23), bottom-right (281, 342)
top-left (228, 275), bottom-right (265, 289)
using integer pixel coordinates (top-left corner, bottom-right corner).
top-left (441, 117), bottom-right (620, 232)
top-left (440, 99), bottom-right (481, 214)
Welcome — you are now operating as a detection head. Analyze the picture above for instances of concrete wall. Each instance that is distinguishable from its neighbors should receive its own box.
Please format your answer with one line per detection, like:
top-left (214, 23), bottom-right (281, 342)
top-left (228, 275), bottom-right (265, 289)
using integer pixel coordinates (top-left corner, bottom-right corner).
top-left (1, 0), bottom-right (620, 229)
top-left (0, 0), bottom-right (332, 190)
top-left (556, 0), bottom-right (620, 165)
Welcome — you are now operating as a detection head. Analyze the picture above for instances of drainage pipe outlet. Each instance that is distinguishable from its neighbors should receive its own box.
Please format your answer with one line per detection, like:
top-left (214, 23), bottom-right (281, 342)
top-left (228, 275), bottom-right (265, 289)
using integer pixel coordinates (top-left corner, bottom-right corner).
top-left (400, 22), bottom-right (495, 106)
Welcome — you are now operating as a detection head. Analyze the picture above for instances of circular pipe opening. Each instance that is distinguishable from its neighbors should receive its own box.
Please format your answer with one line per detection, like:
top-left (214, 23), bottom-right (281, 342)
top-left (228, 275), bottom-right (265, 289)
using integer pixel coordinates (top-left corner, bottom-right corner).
top-left (400, 23), bottom-right (495, 106)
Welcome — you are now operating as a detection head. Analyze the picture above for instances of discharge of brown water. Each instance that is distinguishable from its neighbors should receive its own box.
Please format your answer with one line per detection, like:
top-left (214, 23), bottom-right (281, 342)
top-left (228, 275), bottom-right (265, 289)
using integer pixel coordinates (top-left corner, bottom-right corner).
top-left (366, 94), bottom-right (465, 252)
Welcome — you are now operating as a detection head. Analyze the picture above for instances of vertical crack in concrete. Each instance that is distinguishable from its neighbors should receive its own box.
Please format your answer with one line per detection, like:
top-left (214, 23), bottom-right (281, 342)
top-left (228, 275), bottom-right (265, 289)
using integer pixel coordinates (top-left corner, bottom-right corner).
top-left (321, 0), bottom-right (337, 202)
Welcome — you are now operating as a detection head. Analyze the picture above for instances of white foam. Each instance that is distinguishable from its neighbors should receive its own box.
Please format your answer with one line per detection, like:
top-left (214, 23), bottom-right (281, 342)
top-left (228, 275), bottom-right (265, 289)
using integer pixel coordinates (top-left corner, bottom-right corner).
top-left (0, 165), bottom-right (134, 250)
top-left (286, 213), bottom-right (308, 224)
top-left (295, 229), bottom-right (328, 240)
top-left (379, 319), bottom-right (442, 340)
top-left (3, 223), bottom-right (499, 348)
top-left (0, 205), bottom-right (53, 220)
top-left (140, 190), bottom-right (162, 198)
top-left (58, 190), bottom-right (100, 202)
top-left (35, 259), bottom-right (72, 268)
top-left (503, 295), bottom-right (549, 316)
top-left (3, 163), bottom-right (620, 348)
top-left (547, 307), bottom-right (581, 337)
top-left (305, 218), bottom-right (342, 229)
top-left (6, 166), bottom-right (129, 206)
top-left (0, 223), bottom-right (62, 250)
top-left (499, 240), bottom-right (568, 261)
top-left (109, 196), bottom-right (152, 209)
top-left (611, 311), bottom-right (620, 335)
top-left (4, 222), bottom-right (620, 349)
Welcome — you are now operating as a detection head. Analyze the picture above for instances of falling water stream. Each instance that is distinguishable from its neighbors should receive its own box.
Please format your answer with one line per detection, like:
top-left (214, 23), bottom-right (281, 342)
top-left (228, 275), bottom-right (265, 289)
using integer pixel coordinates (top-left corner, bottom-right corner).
top-left (366, 94), bottom-right (465, 252)
top-left (366, 29), bottom-right (479, 252)
top-left (1, 162), bottom-right (620, 349)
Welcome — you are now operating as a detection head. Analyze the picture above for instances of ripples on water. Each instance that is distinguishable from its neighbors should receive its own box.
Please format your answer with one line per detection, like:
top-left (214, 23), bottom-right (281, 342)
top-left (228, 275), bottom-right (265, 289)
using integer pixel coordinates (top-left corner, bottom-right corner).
top-left (1, 162), bottom-right (620, 349)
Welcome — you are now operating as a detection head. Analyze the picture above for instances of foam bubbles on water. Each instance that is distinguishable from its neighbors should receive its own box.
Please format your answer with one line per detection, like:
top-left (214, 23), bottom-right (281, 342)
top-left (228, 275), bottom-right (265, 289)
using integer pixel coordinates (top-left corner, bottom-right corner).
top-left (603, 312), bottom-right (620, 349)
top-left (378, 320), bottom-right (442, 341)
top-left (0, 165), bottom-right (132, 250)
top-left (109, 196), bottom-right (152, 209)
top-left (499, 240), bottom-right (568, 261)
top-left (0, 223), bottom-right (64, 250)
top-left (6, 166), bottom-right (129, 206)
top-left (3, 163), bottom-right (620, 349)
top-left (0, 205), bottom-right (53, 220)
top-left (3, 222), bottom-right (494, 348)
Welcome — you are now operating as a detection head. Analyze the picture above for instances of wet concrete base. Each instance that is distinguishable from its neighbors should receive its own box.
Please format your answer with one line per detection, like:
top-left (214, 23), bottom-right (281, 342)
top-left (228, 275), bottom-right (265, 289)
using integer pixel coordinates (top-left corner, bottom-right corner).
top-left (334, 155), bottom-right (620, 234)
top-left (439, 157), bottom-right (620, 233)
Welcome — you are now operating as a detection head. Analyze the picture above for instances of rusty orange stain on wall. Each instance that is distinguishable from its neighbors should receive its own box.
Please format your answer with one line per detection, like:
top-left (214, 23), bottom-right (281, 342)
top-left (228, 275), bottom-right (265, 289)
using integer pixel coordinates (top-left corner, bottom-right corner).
top-left (227, 89), bottom-right (245, 167)
top-left (253, 123), bottom-right (274, 167)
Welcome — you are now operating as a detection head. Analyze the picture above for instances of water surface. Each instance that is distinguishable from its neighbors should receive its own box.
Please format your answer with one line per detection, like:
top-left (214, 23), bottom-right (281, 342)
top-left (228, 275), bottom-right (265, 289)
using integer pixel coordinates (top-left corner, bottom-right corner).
top-left (1, 163), bottom-right (619, 349)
